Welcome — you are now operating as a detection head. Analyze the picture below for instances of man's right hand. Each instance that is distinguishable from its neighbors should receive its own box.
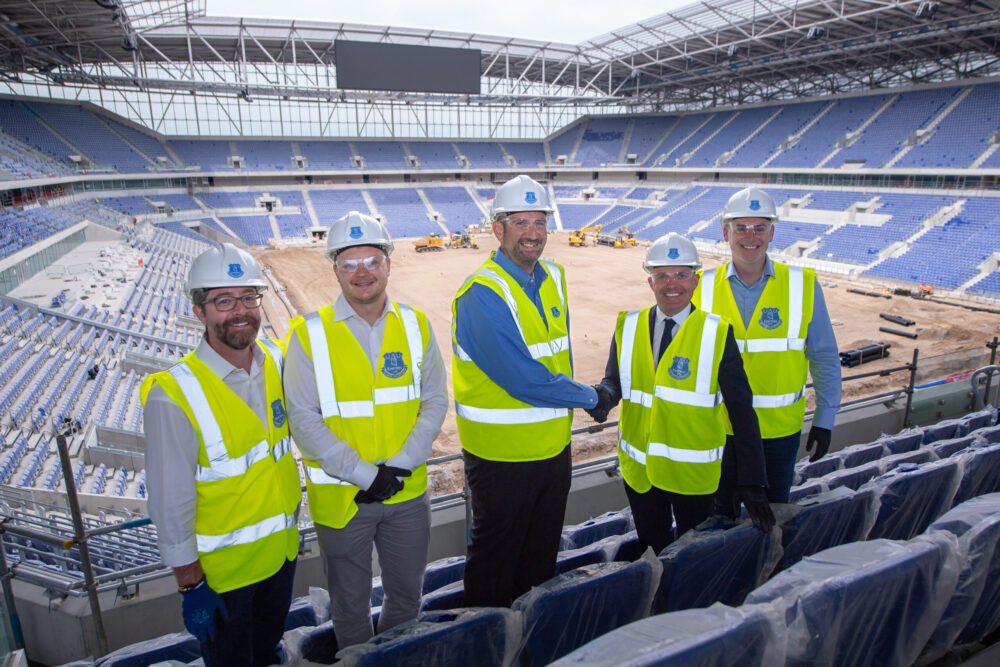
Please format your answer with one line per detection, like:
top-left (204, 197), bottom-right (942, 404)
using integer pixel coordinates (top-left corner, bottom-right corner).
top-left (364, 464), bottom-right (411, 502)
top-left (586, 384), bottom-right (614, 423)
top-left (181, 580), bottom-right (228, 642)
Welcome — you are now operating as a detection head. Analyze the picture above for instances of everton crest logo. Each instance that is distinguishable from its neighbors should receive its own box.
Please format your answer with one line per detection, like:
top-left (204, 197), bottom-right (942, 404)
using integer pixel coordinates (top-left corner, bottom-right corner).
top-left (668, 248), bottom-right (679, 259)
top-left (271, 399), bottom-right (286, 428)
top-left (381, 351), bottom-right (408, 379)
top-left (349, 225), bottom-right (363, 239)
top-left (524, 191), bottom-right (537, 204)
top-left (759, 307), bottom-right (782, 330)
top-left (749, 199), bottom-right (761, 211)
top-left (668, 356), bottom-right (691, 381)
top-left (551, 306), bottom-right (561, 317)
top-left (227, 263), bottom-right (244, 278)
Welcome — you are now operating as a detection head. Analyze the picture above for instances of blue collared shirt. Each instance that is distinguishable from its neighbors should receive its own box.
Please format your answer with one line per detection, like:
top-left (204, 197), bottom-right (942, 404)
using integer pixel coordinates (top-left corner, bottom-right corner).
top-left (724, 257), bottom-right (842, 430)
top-left (454, 249), bottom-right (598, 409)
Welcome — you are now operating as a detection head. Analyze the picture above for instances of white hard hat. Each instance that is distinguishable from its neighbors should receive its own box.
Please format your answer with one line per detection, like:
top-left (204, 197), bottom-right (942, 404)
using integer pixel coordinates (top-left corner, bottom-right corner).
top-left (643, 233), bottom-right (702, 272)
top-left (492, 175), bottom-right (554, 220)
top-left (721, 187), bottom-right (778, 224)
top-left (325, 211), bottom-right (394, 263)
top-left (185, 243), bottom-right (267, 299)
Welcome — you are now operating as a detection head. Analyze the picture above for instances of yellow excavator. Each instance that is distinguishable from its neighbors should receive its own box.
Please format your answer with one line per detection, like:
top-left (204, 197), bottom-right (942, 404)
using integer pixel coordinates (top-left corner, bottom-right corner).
top-left (414, 233), bottom-right (445, 252)
top-left (448, 232), bottom-right (479, 249)
top-left (569, 224), bottom-right (602, 247)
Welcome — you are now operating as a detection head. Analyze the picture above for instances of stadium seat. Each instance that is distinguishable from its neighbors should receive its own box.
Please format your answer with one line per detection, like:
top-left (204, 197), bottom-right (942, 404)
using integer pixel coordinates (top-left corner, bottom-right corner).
top-left (419, 580), bottom-right (465, 612)
top-left (92, 632), bottom-right (200, 667)
top-left (560, 511), bottom-right (631, 550)
top-left (335, 608), bottom-right (521, 667)
top-left (931, 434), bottom-right (977, 459)
top-left (512, 556), bottom-right (661, 665)
top-left (922, 493), bottom-right (1000, 661)
top-left (746, 533), bottom-right (961, 667)
top-left (549, 602), bottom-right (785, 667)
top-left (922, 417), bottom-right (964, 444)
top-left (777, 486), bottom-right (877, 571)
top-left (971, 424), bottom-right (1000, 444)
top-left (865, 459), bottom-right (962, 540)
top-left (296, 621), bottom-right (339, 665)
top-left (814, 460), bottom-right (883, 492)
top-left (876, 428), bottom-right (924, 455)
top-left (793, 455), bottom-right (841, 484)
top-left (839, 442), bottom-right (887, 468)
top-left (653, 517), bottom-right (782, 614)
top-left (959, 409), bottom-right (994, 434)
top-left (952, 443), bottom-right (1000, 510)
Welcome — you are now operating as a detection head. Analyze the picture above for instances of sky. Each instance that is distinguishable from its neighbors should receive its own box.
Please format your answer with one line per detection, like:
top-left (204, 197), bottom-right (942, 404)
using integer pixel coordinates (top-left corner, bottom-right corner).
top-left (206, 0), bottom-right (695, 44)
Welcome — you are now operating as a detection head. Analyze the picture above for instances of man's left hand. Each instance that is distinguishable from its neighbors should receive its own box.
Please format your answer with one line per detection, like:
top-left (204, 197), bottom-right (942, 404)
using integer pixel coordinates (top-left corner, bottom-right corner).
top-left (805, 426), bottom-right (832, 462)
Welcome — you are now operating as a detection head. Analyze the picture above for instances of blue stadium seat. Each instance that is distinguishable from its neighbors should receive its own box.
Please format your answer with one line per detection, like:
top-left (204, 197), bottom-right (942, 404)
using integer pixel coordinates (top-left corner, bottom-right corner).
top-left (839, 442), bottom-right (887, 468)
top-left (881, 448), bottom-right (934, 471)
top-left (284, 594), bottom-right (320, 631)
top-left (922, 417), bottom-right (964, 444)
top-left (952, 444), bottom-right (1000, 506)
top-left (877, 428), bottom-right (924, 455)
top-left (512, 558), bottom-right (661, 666)
top-left (959, 409), bottom-right (994, 434)
top-left (419, 580), bottom-right (465, 612)
top-left (788, 481), bottom-right (825, 503)
top-left (653, 518), bottom-right (782, 614)
top-left (923, 493), bottom-right (1000, 661)
top-left (422, 556), bottom-right (466, 595)
top-left (335, 608), bottom-right (520, 667)
top-left (793, 455), bottom-right (841, 484)
top-left (549, 602), bottom-right (784, 667)
top-left (560, 511), bottom-right (631, 550)
top-left (866, 459), bottom-right (962, 540)
top-left (931, 435), bottom-right (977, 459)
top-left (746, 533), bottom-right (961, 667)
top-left (815, 460), bottom-right (883, 492)
top-left (297, 621), bottom-right (339, 665)
top-left (93, 632), bottom-right (200, 666)
top-left (556, 542), bottom-right (609, 575)
top-left (971, 424), bottom-right (1000, 444)
top-left (778, 486), bottom-right (877, 571)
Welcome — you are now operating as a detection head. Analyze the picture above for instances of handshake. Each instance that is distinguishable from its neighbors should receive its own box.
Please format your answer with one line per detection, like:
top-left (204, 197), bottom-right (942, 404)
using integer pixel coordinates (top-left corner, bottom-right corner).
top-left (585, 384), bottom-right (616, 423)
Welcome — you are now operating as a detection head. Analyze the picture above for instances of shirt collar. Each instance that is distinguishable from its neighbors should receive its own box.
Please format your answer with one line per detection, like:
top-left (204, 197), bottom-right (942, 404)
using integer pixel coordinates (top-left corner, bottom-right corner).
top-left (195, 336), bottom-right (262, 379)
top-left (493, 248), bottom-right (549, 288)
top-left (332, 293), bottom-right (394, 324)
top-left (656, 303), bottom-right (693, 328)
top-left (725, 256), bottom-right (775, 288)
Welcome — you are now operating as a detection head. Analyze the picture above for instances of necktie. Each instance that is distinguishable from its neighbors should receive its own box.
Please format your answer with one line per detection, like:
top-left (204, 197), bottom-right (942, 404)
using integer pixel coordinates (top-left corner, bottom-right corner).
top-left (656, 318), bottom-right (675, 368)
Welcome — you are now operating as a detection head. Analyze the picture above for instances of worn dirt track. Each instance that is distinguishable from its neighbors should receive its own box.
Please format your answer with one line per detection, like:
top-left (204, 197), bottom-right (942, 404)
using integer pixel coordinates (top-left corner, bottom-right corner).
top-left (258, 233), bottom-right (1000, 494)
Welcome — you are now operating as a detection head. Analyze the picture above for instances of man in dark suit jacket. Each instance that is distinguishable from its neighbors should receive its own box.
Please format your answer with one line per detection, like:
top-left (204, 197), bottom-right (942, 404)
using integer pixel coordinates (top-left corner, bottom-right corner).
top-left (588, 233), bottom-right (774, 553)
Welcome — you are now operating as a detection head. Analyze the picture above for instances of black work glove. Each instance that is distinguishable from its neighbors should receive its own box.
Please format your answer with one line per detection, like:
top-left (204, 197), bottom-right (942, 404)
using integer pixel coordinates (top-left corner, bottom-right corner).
top-left (805, 426), bottom-right (832, 463)
top-left (733, 485), bottom-right (775, 533)
top-left (585, 384), bottom-right (614, 423)
top-left (363, 464), bottom-right (411, 502)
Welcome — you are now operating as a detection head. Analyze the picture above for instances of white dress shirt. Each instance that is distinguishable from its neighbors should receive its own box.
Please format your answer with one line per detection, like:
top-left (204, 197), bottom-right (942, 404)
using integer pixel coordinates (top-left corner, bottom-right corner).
top-left (652, 303), bottom-right (692, 368)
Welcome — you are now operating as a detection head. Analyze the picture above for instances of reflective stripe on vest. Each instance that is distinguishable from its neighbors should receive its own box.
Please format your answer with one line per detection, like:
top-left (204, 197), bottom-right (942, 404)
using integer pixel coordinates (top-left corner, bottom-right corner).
top-left (168, 355), bottom-right (291, 484)
top-left (619, 310), bottom-right (724, 410)
top-left (452, 266), bottom-right (569, 364)
top-left (197, 510), bottom-right (299, 554)
top-left (619, 438), bottom-right (646, 465)
top-left (305, 304), bottom-right (423, 420)
top-left (701, 266), bottom-right (806, 354)
top-left (753, 388), bottom-right (806, 409)
top-left (455, 404), bottom-right (569, 425)
top-left (258, 339), bottom-right (284, 378)
top-left (303, 464), bottom-right (354, 486)
top-left (646, 441), bottom-right (726, 464)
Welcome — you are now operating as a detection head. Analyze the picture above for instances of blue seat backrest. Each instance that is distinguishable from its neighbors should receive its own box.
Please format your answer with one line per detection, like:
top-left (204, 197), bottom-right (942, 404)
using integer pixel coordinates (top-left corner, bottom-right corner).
top-left (866, 459), bottom-right (961, 540)
top-left (93, 633), bottom-right (200, 667)
top-left (953, 444), bottom-right (1000, 506)
top-left (779, 486), bottom-right (876, 571)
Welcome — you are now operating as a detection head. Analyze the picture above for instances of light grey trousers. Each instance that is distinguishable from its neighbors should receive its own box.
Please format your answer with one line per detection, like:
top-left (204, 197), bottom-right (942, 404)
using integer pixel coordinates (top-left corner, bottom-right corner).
top-left (315, 493), bottom-right (431, 650)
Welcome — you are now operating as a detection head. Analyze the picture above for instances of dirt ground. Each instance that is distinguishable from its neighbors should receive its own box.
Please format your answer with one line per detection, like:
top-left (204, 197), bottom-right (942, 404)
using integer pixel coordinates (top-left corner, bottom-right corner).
top-left (258, 233), bottom-right (1000, 494)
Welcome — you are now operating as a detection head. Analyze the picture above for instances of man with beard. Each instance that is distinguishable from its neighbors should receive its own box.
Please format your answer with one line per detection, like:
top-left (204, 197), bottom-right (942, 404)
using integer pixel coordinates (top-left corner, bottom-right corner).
top-left (452, 174), bottom-right (602, 607)
top-left (284, 212), bottom-right (447, 648)
top-left (141, 243), bottom-right (301, 667)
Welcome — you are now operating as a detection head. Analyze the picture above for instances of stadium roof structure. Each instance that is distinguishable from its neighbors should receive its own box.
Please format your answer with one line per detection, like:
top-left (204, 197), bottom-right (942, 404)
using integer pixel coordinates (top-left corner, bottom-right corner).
top-left (0, 0), bottom-right (997, 136)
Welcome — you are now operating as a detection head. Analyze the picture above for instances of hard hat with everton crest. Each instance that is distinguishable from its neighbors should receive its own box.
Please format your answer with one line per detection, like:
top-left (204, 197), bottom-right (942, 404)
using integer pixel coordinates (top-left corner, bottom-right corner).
top-left (185, 242), bottom-right (267, 299)
top-left (491, 174), bottom-right (554, 220)
top-left (325, 210), bottom-right (394, 263)
top-left (643, 232), bottom-right (702, 272)
top-left (721, 187), bottom-right (778, 224)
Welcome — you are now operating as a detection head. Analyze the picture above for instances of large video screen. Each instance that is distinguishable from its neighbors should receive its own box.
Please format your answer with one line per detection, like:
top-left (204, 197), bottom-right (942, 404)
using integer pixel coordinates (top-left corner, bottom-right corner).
top-left (335, 40), bottom-right (481, 95)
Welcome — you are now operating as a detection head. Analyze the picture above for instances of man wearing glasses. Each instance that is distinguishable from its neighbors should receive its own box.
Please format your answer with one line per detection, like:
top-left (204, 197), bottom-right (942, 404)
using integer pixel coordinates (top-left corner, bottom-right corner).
top-left (284, 211), bottom-right (447, 648)
top-left (141, 243), bottom-right (301, 666)
top-left (588, 233), bottom-right (774, 552)
top-left (452, 174), bottom-right (604, 607)
top-left (693, 187), bottom-right (841, 511)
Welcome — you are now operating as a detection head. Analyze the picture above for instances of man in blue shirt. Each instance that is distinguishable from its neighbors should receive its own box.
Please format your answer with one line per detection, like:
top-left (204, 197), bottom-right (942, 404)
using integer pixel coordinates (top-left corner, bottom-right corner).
top-left (694, 187), bottom-right (841, 509)
top-left (451, 175), bottom-right (608, 607)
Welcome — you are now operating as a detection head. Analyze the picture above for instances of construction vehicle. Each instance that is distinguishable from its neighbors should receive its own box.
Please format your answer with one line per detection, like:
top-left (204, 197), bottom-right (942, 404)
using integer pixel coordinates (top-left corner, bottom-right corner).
top-left (467, 222), bottom-right (487, 235)
top-left (414, 233), bottom-right (445, 252)
top-left (617, 226), bottom-right (637, 247)
top-left (569, 224), bottom-right (601, 247)
top-left (919, 283), bottom-right (934, 297)
top-left (595, 227), bottom-right (637, 248)
top-left (448, 232), bottom-right (479, 249)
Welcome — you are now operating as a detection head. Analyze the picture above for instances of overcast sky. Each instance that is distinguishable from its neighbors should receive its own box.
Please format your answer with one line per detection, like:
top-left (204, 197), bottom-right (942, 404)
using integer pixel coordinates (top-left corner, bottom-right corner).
top-left (206, 0), bottom-right (694, 44)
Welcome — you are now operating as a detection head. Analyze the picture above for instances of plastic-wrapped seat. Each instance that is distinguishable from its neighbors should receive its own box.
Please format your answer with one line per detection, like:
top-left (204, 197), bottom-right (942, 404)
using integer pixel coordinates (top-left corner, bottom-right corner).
top-left (745, 533), bottom-right (961, 667)
top-left (959, 409), bottom-right (994, 434)
top-left (653, 517), bottom-right (782, 614)
top-left (422, 556), bottom-right (465, 595)
top-left (814, 460), bottom-right (882, 492)
top-left (921, 493), bottom-right (1000, 661)
top-left (548, 602), bottom-right (785, 667)
top-left (296, 621), bottom-right (339, 665)
top-left (778, 486), bottom-right (877, 571)
top-left (788, 481), bottom-right (825, 503)
top-left (931, 435), bottom-right (977, 459)
top-left (952, 444), bottom-right (1000, 506)
top-left (970, 424), bottom-right (1000, 444)
top-left (839, 442), bottom-right (887, 469)
top-left (876, 428), bottom-right (924, 455)
top-left (419, 580), bottom-right (465, 612)
top-left (922, 417), bottom-right (963, 444)
top-left (793, 455), bottom-right (841, 485)
top-left (335, 608), bottom-right (521, 667)
top-left (560, 511), bottom-right (631, 550)
top-left (866, 459), bottom-right (961, 540)
top-left (512, 555), bottom-right (661, 666)
top-left (92, 632), bottom-right (200, 667)
top-left (880, 448), bottom-right (933, 471)
top-left (556, 541), bottom-right (610, 575)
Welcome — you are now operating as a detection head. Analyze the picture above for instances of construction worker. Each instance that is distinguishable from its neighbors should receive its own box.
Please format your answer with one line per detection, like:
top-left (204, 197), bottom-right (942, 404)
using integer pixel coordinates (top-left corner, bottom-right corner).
top-left (283, 211), bottom-right (447, 648)
top-left (452, 174), bottom-right (602, 607)
top-left (141, 243), bottom-right (300, 666)
top-left (693, 187), bottom-right (842, 510)
top-left (589, 233), bottom-right (774, 553)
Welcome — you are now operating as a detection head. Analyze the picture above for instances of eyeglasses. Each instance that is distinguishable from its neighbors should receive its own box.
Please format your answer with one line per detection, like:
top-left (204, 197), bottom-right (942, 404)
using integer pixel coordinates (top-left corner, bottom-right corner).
top-left (730, 222), bottom-right (772, 236)
top-left (336, 254), bottom-right (386, 272)
top-left (651, 269), bottom-right (695, 283)
top-left (507, 217), bottom-right (549, 231)
top-left (205, 293), bottom-right (263, 312)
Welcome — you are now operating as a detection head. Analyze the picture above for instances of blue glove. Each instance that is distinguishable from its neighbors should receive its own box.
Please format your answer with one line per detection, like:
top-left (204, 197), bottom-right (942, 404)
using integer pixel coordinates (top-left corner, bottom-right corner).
top-left (181, 580), bottom-right (228, 642)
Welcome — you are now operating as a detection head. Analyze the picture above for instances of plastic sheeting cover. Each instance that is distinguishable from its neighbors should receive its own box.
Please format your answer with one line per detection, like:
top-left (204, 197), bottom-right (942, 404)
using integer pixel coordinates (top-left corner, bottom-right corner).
top-left (560, 511), bottom-right (632, 550)
top-left (876, 428), bottom-right (924, 455)
top-left (779, 486), bottom-right (876, 571)
top-left (952, 444), bottom-right (1000, 506)
top-left (865, 458), bottom-right (962, 540)
top-left (746, 533), bottom-right (961, 667)
top-left (654, 517), bottom-right (782, 614)
top-left (512, 552), bottom-right (662, 666)
top-left (839, 442), bottom-right (887, 469)
top-left (815, 460), bottom-right (883, 492)
top-left (91, 632), bottom-right (199, 667)
top-left (931, 435), bottom-right (976, 459)
top-left (335, 608), bottom-right (522, 667)
top-left (549, 602), bottom-right (786, 667)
